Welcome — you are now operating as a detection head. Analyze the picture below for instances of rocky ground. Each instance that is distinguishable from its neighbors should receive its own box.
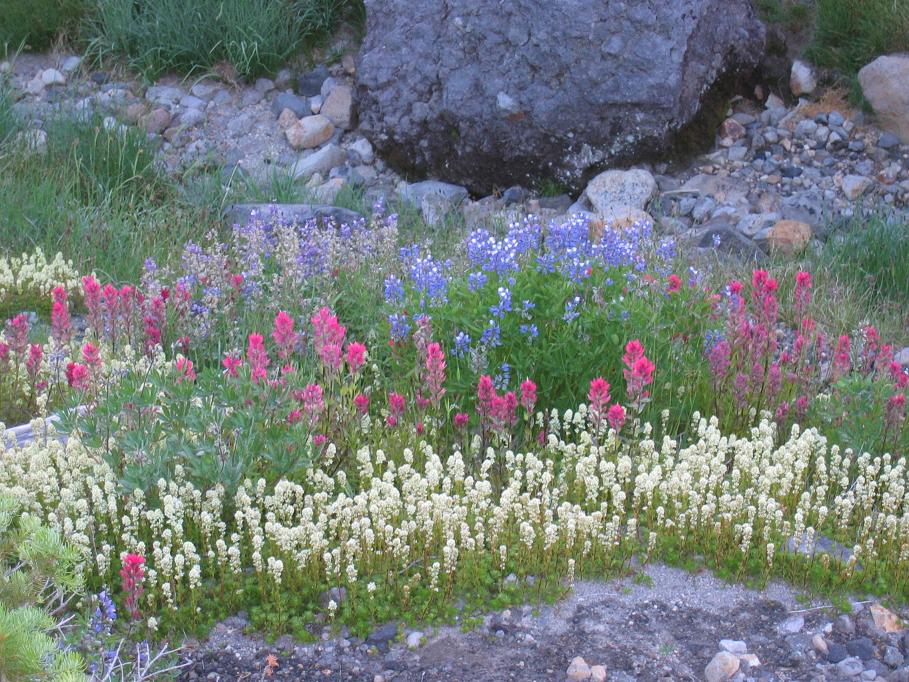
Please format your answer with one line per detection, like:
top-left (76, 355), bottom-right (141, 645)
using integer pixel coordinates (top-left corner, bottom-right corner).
top-left (177, 564), bottom-right (909, 682)
top-left (3, 52), bottom-right (908, 257)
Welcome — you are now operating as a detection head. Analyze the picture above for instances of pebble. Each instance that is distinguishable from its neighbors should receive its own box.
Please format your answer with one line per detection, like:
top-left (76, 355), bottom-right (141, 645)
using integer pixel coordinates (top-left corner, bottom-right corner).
top-left (719, 639), bottom-right (748, 654)
top-left (566, 656), bottom-right (592, 681)
top-left (405, 631), bottom-right (424, 649)
top-left (779, 615), bottom-right (805, 634)
top-left (837, 657), bottom-right (866, 677)
top-left (705, 651), bottom-right (740, 682)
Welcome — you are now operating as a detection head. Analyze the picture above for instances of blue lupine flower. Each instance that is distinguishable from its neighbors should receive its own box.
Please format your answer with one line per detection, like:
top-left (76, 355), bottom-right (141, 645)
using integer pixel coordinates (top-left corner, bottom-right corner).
top-left (90, 591), bottom-right (117, 634)
top-left (494, 363), bottom-right (511, 391)
top-left (400, 245), bottom-right (449, 306)
top-left (563, 296), bottom-right (582, 322)
top-left (453, 331), bottom-right (471, 358)
top-left (468, 271), bottom-right (488, 291)
top-left (480, 320), bottom-right (502, 348)
top-left (388, 313), bottom-right (411, 341)
top-left (520, 323), bottom-right (539, 340)
top-left (489, 287), bottom-right (512, 319)
top-left (384, 275), bottom-right (406, 305)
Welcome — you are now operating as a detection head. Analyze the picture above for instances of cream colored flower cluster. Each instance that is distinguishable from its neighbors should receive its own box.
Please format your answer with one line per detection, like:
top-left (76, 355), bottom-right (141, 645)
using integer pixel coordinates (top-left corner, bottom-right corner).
top-left (2, 411), bottom-right (906, 622)
top-left (0, 248), bottom-right (82, 303)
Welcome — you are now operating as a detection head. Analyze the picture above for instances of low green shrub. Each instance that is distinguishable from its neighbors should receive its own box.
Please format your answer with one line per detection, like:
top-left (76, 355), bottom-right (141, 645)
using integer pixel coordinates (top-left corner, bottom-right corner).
top-left (0, 0), bottom-right (88, 52)
top-left (807, 0), bottom-right (909, 75)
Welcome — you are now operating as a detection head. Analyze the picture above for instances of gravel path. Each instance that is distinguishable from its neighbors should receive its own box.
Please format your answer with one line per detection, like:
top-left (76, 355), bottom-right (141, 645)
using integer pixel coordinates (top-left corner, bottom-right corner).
top-left (178, 564), bottom-right (909, 681)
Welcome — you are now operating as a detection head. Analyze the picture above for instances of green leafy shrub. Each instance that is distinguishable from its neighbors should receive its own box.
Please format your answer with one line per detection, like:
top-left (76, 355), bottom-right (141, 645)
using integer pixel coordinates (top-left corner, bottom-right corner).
top-left (0, 0), bottom-right (88, 52)
top-left (807, 0), bottom-right (909, 75)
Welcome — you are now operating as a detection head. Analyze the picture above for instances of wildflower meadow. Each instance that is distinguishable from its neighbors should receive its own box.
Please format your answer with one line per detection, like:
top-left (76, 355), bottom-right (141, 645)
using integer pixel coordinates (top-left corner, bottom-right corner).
top-left (1, 207), bottom-right (908, 678)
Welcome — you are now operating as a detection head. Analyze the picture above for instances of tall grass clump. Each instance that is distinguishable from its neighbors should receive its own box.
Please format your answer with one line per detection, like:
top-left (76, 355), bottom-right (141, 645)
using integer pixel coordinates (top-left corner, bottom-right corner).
top-left (818, 215), bottom-right (909, 310)
top-left (0, 115), bottom-right (211, 280)
top-left (807, 0), bottom-right (909, 75)
top-left (84, 0), bottom-right (358, 79)
top-left (44, 115), bottom-right (165, 208)
top-left (0, 0), bottom-right (88, 52)
top-left (0, 79), bottom-right (21, 147)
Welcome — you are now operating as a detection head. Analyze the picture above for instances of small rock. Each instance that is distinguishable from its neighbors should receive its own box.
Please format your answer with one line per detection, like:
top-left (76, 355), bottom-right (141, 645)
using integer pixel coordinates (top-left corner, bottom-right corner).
top-left (60, 56), bottom-right (82, 73)
top-left (342, 54), bottom-right (357, 75)
top-left (190, 82), bottom-right (219, 99)
top-left (584, 168), bottom-right (656, 214)
top-left (271, 92), bottom-right (310, 118)
top-left (870, 603), bottom-right (906, 633)
top-left (285, 114), bottom-right (334, 150)
top-left (26, 78), bottom-right (45, 95)
top-left (842, 174), bottom-right (872, 200)
top-left (348, 137), bottom-right (374, 164)
top-left (496, 91), bottom-right (521, 115)
top-left (705, 651), bottom-right (740, 682)
top-left (125, 102), bottom-right (146, 124)
top-left (828, 643), bottom-right (851, 663)
top-left (140, 107), bottom-right (172, 134)
top-left (790, 59), bottom-right (817, 96)
top-left (795, 118), bottom-right (818, 137)
top-left (254, 77), bottom-right (275, 93)
top-left (290, 144), bottom-right (347, 179)
top-left (566, 656), bottom-right (592, 681)
top-left (737, 653), bottom-right (761, 668)
top-left (721, 117), bottom-right (746, 140)
top-left (405, 631), bottom-right (424, 649)
top-left (836, 615), bottom-right (857, 636)
top-left (178, 109), bottom-right (206, 128)
top-left (720, 640), bottom-right (748, 655)
top-left (321, 85), bottom-right (354, 129)
top-left (847, 637), bottom-right (876, 661)
top-left (813, 634), bottom-right (829, 655)
top-left (766, 93), bottom-right (785, 110)
top-left (367, 621), bottom-right (398, 648)
top-left (878, 132), bottom-right (901, 150)
top-left (781, 165), bottom-right (803, 179)
top-left (277, 108), bottom-right (298, 130)
top-left (762, 219), bottom-right (812, 255)
top-left (836, 656), bottom-right (865, 677)
top-left (180, 94), bottom-right (206, 110)
top-left (885, 646), bottom-right (905, 668)
top-left (40, 68), bottom-right (66, 86)
top-left (319, 586), bottom-right (347, 607)
top-left (779, 615), bottom-right (806, 634)
top-left (590, 664), bottom-right (607, 682)
top-left (298, 65), bottom-right (331, 97)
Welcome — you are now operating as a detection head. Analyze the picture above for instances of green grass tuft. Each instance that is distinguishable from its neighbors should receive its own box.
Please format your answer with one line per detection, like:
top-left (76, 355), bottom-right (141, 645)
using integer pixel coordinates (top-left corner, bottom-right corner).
top-left (806, 0), bottom-right (909, 76)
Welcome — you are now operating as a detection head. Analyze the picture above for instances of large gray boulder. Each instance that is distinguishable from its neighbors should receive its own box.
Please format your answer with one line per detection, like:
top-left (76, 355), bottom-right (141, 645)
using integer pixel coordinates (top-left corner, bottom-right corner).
top-left (357, 0), bottom-right (765, 194)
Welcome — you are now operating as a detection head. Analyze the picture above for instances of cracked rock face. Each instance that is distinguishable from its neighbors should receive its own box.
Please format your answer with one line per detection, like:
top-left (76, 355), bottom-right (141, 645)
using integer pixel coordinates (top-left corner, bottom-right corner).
top-left (356, 0), bottom-right (766, 194)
